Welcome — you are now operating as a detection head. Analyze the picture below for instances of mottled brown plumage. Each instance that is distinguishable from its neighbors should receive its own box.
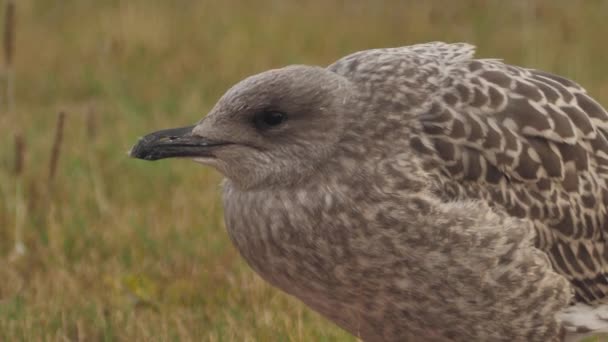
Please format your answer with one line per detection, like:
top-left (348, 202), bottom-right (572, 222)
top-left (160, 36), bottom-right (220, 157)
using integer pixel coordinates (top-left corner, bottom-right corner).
top-left (395, 46), bottom-right (608, 305)
top-left (131, 42), bottom-right (608, 341)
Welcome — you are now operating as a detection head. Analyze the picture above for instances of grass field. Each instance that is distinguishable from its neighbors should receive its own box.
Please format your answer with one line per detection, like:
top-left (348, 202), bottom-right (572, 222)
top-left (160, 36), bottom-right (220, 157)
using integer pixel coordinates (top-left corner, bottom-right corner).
top-left (1, 1), bottom-right (608, 341)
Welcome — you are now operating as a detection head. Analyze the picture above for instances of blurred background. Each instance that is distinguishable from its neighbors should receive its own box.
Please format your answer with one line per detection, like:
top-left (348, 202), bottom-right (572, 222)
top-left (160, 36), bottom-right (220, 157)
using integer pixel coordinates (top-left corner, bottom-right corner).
top-left (0, 0), bottom-right (607, 340)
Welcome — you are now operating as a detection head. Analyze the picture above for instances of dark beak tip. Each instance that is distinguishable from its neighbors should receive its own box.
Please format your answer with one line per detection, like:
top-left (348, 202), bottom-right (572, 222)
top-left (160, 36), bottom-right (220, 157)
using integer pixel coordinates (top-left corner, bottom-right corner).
top-left (129, 137), bottom-right (156, 161)
top-left (128, 147), bottom-right (141, 159)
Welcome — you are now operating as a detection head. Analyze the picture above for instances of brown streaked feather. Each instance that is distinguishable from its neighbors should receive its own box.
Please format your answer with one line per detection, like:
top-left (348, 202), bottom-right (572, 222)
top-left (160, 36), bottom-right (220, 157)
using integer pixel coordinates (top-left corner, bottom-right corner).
top-left (412, 54), bottom-right (608, 304)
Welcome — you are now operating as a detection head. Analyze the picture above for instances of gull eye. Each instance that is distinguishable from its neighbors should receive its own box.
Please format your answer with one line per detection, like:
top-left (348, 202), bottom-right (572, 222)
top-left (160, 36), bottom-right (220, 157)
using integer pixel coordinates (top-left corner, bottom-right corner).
top-left (254, 111), bottom-right (286, 129)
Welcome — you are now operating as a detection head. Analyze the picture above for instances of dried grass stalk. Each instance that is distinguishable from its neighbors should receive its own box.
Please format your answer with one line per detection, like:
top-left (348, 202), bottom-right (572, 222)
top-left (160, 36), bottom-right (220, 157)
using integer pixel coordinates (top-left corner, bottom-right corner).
top-left (14, 131), bottom-right (24, 176)
top-left (4, 0), bottom-right (15, 114)
top-left (48, 111), bottom-right (65, 183)
top-left (4, 0), bottom-right (14, 66)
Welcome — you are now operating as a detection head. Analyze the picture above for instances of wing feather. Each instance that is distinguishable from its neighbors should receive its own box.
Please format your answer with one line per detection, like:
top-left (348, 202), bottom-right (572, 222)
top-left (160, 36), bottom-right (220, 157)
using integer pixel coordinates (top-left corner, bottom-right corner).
top-left (331, 42), bottom-right (608, 303)
top-left (410, 46), bottom-right (608, 304)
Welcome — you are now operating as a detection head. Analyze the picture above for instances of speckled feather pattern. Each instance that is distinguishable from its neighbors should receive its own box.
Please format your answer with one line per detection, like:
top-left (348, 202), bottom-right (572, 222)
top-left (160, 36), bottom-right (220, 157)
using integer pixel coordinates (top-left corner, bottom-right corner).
top-left (394, 44), bottom-right (608, 305)
top-left (215, 42), bottom-right (608, 341)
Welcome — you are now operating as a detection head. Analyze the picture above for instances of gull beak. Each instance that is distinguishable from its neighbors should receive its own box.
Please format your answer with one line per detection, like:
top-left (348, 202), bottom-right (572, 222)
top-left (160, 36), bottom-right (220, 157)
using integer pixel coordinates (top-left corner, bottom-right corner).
top-left (130, 125), bottom-right (228, 161)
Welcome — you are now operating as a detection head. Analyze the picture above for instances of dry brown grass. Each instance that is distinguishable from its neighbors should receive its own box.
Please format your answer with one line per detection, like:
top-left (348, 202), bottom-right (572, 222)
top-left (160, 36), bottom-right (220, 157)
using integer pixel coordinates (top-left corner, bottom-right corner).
top-left (0, 0), bottom-right (607, 341)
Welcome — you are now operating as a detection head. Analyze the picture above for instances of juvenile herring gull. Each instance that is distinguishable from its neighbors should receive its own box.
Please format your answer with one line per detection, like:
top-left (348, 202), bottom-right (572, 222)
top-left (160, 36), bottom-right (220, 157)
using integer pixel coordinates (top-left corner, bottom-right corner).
top-left (130, 42), bottom-right (608, 341)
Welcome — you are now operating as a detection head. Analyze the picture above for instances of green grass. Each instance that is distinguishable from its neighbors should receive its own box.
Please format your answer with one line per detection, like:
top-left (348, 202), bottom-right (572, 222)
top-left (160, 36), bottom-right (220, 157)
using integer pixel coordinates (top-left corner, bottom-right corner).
top-left (1, 0), bottom-right (608, 340)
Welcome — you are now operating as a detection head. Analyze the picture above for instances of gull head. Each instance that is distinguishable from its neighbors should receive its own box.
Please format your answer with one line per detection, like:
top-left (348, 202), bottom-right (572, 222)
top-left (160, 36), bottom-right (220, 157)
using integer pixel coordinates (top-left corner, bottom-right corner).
top-left (130, 65), bottom-right (356, 190)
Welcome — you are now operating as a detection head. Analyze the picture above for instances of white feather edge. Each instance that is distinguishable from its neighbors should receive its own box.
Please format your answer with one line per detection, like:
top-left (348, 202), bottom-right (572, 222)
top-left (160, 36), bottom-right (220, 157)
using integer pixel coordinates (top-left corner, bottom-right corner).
top-left (558, 303), bottom-right (608, 341)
